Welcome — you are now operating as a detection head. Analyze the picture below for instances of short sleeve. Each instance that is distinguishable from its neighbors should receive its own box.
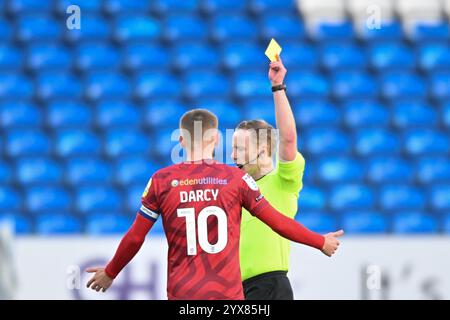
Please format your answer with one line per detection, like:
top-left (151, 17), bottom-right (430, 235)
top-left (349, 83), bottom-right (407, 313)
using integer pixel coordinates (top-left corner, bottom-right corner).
top-left (277, 152), bottom-right (305, 193)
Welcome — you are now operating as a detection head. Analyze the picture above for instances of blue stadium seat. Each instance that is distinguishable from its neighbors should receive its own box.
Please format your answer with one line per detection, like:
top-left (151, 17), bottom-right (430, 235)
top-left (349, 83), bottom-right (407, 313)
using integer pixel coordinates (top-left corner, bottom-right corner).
top-left (259, 14), bottom-right (304, 40)
top-left (57, 0), bottom-right (102, 12)
top-left (243, 99), bottom-right (276, 126)
top-left (368, 42), bottom-right (414, 71)
top-left (379, 185), bottom-right (425, 211)
top-left (16, 16), bottom-right (61, 42)
top-left (392, 212), bottom-right (438, 233)
top-left (294, 100), bottom-right (340, 127)
top-left (85, 72), bottom-right (131, 101)
top-left (65, 158), bottom-right (112, 185)
top-left (36, 73), bottom-right (82, 101)
top-left (144, 100), bottom-right (186, 129)
top-left (55, 130), bottom-right (101, 157)
top-left (115, 157), bottom-right (158, 186)
top-left (295, 212), bottom-right (337, 234)
top-left (152, 129), bottom-right (181, 159)
top-left (36, 213), bottom-right (82, 234)
top-left (317, 157), bottom-right (363, 183)
top-left (123, 43), bottom-right (169, 71)
top-left (76, 187), bottom-right (121, 214)
top-left (330, 185), bottom-right (374, 211)
top-left (444, 213), bottom-right (450, 233)
top-left (27, 44), bottom-right (71, 71)
top-left (201, 0), bottom-right (246, 15)
top-left (64, 15), bottom-right (110, 42)
top-left (298, 187), bottom-right (326, 211)
top-left (295, 100), bottom-right (341, 127)
top-left (341, 211), bottom-right (387, 234)
top-left (114, 16), bottom-right (161, 43)
top-left (6, 0), bottom-right (52, 14)
top-left (126, 184), bottom-right (145, 212)
top-left (392, 102), bottom-right (437, 129)
top-left (163, 15), bottom-right (207, 42)
top-left (417, 43), bottom-right (450, 71)
top-left (152, 0), bottom-right (199, 15)
top-left (276, 42), bottom-right (318, 69)
top-left (310, 21), bottom-right (354, 41)
top-left (16, 158), bottom-right (62, 185)
top-left (172, 43), bottom-right (219, 71)
top-left (0, 213), bottom-right (32, 234)
top-left (359, 20), bottom-right (402, 41)
top-left (343, 100), bottom-right (389, 128)
top-left (249, 0), bottom-right (295, 15)
top-left (430, 185), bottom-right (450, 211)
top-left (96, 101), bottom-right (141, 128)
top-left (332, 72), bottom-right (376, 99)
top-left (103, 0), bottom-right (150, 15)
top-left (0, 187), bottom-right (20, 211)
top-left (354, 129), bottom-right (399, 156)
top-left (104, 130), bottom-right (148, 158)
top-left (75, 44), bottom-right (120, 72)
top-left (26, 187), bottom-right (71, 213)
top-left (381, 72), bottom-right (426, 100)
top-left (221, 42), bottom-right (264, 71)
top-left (286, 71), bottom-right (329, 98)
top-left (429, 72), bottom-right (450, 101)
top-left (184, 72), bottom-right (230, 100)
top-left (442, 103), bottom-right (450, 129)
top-left (0, 162), bottom-right (11, 183)
top-left (367, 158), bottom-right (412, 184)
top-left (0, 19), bottom-right (12, 41)
top-left (0, 45), bottom-right (22, 69)
top-left (304, 129), bottom-right (350, 155)
top-left (6, 130), bottom-right (50, 157)
top-left (410, 21), bottom-right (449, 42)
top-left (46, 102), bottom-right (93, 128)
top-left (320, 42), bottom-right (365, 70)
top-left (416, 157), bottom-right (450, 184)
top-left (134, 73), bottom-right (181, 100)
top-left (211, 15), bottom-right (257, 42)
top-left (403, 130), bottom-right (449, 155)
top-left (0, 74), bottom-right (33, 99)
top-left (86, 213), bottom-right (132, 234)
top-left (233, 72), bottom-right (272, 99)
top-left (0, 103), bottom-right (42, 128)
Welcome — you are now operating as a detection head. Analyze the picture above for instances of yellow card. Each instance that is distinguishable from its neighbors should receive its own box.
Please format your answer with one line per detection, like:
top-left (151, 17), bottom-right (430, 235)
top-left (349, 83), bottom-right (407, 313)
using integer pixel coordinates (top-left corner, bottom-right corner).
top-left (265, 38), bottom-right (282, 62)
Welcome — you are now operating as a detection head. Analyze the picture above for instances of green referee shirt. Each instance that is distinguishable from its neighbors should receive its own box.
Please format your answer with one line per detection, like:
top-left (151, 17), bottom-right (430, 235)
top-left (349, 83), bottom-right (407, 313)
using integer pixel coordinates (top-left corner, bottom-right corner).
top-left (239, 152), bottom-right (305, 281)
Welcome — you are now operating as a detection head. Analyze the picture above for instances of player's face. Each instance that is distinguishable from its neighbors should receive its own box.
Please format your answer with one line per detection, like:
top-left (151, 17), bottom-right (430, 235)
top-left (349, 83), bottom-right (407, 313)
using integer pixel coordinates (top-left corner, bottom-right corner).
top-left (232, 130), bottom-right (260, 173)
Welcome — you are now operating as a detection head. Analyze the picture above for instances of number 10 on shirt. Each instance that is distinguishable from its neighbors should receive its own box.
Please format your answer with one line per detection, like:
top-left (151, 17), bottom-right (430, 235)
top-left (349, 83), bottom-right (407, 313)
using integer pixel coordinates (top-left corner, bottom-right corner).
top-left (177, 206), bottom-right (228, 255)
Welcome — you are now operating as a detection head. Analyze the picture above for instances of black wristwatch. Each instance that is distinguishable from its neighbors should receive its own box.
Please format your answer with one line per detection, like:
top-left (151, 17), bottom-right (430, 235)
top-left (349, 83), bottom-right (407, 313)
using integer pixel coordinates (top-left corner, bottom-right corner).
top-left (271, 83), bottom-right (287, 92)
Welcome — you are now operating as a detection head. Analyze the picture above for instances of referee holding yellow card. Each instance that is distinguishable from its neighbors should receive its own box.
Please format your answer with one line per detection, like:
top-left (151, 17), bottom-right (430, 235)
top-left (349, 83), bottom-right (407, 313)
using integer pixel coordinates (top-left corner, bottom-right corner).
top-left (232, 39), bottom-right (344, 300)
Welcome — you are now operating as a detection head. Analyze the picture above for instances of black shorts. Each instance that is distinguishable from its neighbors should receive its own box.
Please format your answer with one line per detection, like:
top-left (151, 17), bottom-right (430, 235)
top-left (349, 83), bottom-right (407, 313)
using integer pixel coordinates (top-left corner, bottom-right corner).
top-left (242, 271), bottom-right (294, 300)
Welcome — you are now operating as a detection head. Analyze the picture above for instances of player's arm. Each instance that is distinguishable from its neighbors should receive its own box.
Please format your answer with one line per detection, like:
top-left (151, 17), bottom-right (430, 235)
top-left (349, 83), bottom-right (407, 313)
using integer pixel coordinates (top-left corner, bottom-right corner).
top-left (240, 174), bottom-right (343, 256)
top-left (256, 204), bottom-right (343, 256)
top-left (86, 176), bottom-right (160, 292)
top-left (269, 56), bottom-right (297, 162)
top-left (86, 214), bottom-right (154, 292)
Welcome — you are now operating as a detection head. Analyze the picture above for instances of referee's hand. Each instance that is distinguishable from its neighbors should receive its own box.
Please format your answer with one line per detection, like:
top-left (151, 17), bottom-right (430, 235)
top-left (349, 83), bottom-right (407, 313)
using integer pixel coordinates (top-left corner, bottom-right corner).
top-left (321, 230), bottom-right (344, 257)
top-left (268, 55), bottom-right (287, 86)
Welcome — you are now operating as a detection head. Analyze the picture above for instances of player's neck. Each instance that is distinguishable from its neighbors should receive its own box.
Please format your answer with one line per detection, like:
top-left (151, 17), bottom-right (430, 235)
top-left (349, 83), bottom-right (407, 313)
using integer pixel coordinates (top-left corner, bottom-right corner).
top-left (186, 150), bottom-right (215, 162)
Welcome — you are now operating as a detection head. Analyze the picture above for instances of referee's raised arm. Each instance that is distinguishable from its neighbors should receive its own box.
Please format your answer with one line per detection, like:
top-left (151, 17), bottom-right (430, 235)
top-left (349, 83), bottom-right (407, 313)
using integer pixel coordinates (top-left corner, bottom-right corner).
top-left (269, 56), bottom-right (298, 162)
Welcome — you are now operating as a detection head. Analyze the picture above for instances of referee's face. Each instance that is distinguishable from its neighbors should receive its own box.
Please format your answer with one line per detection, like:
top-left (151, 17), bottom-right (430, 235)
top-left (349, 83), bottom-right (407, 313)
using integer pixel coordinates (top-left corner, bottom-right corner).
top-left (232, 130), bottom-right (260, 174)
